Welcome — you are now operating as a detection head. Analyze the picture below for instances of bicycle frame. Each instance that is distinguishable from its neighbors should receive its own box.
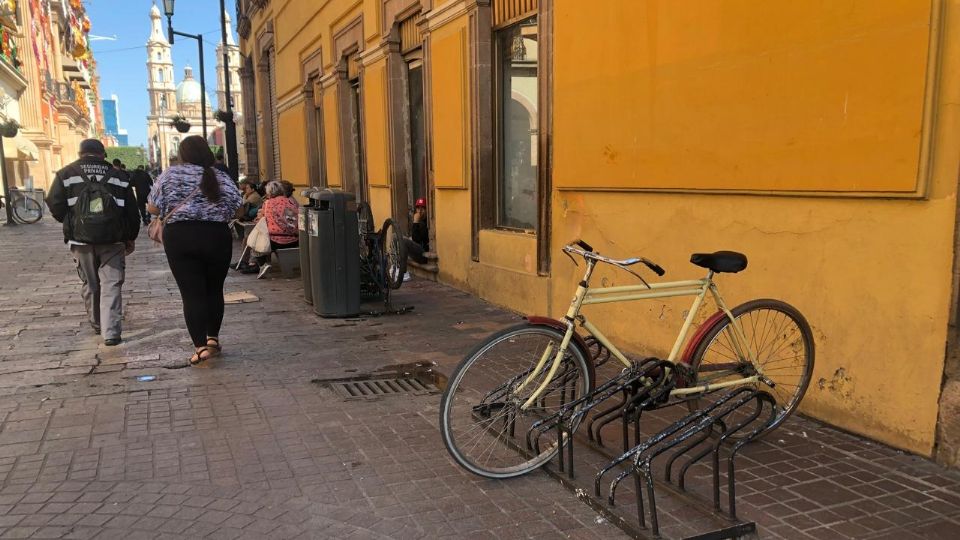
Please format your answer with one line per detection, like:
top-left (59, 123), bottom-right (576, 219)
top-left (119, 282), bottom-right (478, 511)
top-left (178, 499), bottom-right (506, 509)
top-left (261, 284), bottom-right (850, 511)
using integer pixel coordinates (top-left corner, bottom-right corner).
top-left (517, 257), bottom-right (762, 410)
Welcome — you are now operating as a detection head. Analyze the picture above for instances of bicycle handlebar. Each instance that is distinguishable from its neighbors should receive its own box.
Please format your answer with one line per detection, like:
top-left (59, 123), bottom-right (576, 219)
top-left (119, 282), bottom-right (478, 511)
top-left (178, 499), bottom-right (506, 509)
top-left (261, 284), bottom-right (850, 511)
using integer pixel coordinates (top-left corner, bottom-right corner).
top-left (563, 239), bottom-right (666, 277)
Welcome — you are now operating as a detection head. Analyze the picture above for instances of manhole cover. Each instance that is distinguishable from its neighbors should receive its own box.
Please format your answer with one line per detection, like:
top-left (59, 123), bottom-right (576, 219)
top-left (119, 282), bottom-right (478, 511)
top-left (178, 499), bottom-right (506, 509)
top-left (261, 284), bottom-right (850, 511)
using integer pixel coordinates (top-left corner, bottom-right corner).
top-left (329, 377), bottom-right (439, 400)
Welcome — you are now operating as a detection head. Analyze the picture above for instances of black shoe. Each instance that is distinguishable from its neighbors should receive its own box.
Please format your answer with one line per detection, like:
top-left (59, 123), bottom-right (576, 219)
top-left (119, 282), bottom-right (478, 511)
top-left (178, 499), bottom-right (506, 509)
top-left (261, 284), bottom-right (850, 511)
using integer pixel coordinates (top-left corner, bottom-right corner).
top-left (232, 261), bottom-right (250, 271)
top-left (91, 324), bottom-right (101, 335)
top-left (240, 264), bottom-right (260, 275)
top-left (104, 337), bottom-right (121, 346)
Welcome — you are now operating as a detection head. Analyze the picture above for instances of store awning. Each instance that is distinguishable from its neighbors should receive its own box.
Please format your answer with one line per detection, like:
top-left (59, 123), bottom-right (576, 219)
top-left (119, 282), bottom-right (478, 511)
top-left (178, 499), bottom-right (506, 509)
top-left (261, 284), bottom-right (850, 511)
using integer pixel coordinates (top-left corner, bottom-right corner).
top-left (2, 134), bottom-right (40, 162)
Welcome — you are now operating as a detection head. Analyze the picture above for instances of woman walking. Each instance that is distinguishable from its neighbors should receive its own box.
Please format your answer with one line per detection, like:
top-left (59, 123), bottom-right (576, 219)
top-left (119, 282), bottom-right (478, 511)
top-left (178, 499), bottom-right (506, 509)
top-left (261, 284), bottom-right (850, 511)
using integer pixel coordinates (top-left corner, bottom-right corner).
top-left (148, 136), bottom-right (242, 366)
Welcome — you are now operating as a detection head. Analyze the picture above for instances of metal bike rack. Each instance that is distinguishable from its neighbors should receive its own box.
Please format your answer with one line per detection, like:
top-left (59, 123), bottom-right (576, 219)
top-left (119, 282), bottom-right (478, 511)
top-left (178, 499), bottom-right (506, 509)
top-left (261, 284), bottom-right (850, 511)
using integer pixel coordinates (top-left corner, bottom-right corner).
top-left (525, 357), bottom-right (674, 479)
top-left (591, 387), bottom-right (778, 537)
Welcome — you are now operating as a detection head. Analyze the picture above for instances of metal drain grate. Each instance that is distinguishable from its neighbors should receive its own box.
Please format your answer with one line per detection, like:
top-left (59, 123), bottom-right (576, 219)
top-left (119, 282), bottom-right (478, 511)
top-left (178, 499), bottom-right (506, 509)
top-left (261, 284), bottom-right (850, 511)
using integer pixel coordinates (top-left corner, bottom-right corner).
top-left (330, 377), bottom-right (438, 400)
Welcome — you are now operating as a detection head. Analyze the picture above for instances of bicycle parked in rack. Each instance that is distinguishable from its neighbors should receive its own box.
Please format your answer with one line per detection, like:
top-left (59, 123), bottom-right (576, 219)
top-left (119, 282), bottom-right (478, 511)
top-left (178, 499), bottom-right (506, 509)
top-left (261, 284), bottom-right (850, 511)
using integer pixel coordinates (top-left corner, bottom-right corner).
top-left (439, 239), bottom-right (814, 479)
top-left (0, 189), bottom-right (44, 224)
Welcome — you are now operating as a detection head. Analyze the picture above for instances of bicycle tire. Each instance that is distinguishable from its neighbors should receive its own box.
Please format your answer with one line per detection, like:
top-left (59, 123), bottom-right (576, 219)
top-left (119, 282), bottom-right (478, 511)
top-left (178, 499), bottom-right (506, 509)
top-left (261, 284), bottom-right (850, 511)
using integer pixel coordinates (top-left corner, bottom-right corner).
top-left (686, 299), bottom-right (814, 438)
top-left (440, 323), bottom-right (593, 479)
top-left (380, 218), bottom-right (407, 289)
top-left (356, 202), bottom-right (375, 260)
top-left (11, 195), bottom-right (42, 224)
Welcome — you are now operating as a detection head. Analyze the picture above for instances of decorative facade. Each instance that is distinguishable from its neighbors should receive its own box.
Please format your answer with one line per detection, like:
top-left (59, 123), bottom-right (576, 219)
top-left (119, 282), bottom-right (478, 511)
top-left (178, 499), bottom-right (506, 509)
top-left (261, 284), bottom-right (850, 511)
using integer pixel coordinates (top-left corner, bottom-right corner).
top-left (6, 0), bottom-right (104, 192)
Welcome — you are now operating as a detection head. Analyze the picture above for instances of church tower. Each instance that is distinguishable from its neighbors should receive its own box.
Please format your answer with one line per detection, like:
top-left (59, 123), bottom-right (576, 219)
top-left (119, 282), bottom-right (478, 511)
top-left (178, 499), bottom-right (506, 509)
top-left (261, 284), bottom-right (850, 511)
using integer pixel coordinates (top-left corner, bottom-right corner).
top-left (146, 3), bottom-right (175, 119)
top-left (146, 2), bottom-right (176, 167)
top-left (216, 11), bottom-right (242, 117)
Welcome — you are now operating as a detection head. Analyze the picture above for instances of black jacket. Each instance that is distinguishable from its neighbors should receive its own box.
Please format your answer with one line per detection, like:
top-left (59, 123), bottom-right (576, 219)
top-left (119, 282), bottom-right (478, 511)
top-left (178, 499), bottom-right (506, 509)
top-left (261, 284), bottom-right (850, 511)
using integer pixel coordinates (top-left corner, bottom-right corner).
top-left (45, 157), bottom-right (140, 243)
top-left (130, 170), bottom-right (154, 203)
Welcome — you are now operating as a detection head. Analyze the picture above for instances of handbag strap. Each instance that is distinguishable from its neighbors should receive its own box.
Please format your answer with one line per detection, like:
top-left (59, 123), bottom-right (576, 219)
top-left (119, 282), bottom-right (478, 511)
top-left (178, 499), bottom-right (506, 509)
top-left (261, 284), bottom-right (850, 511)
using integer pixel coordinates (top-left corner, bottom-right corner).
top-left (160, 185), bottom-right (201, 223)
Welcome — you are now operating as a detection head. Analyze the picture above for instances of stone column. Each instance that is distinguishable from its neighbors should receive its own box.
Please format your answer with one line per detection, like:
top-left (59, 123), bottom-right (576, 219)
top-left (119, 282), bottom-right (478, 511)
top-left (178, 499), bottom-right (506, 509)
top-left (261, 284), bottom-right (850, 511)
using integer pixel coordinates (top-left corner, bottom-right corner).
top-left (238, 59), bottom-right (259, 181)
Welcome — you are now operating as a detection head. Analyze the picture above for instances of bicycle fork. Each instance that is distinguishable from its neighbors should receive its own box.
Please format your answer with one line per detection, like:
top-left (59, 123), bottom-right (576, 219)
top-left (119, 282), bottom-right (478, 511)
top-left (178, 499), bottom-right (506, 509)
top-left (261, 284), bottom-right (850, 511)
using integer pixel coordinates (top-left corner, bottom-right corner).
top-left (516, 260), bottom-right (598, 411)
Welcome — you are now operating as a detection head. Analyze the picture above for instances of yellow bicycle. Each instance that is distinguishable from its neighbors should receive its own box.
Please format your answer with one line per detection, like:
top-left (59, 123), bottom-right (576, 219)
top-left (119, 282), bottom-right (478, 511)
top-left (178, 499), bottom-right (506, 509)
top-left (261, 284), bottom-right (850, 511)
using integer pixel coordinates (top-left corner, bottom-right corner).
top-left (440, 240), bottom-right (814, 479)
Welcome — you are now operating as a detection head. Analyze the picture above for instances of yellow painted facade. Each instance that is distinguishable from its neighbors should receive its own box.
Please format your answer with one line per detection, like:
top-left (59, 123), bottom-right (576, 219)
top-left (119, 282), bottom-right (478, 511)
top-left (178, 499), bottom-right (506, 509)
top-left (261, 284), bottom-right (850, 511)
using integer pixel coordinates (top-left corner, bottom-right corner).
top-left (239, 0), bottom-right (960, 456)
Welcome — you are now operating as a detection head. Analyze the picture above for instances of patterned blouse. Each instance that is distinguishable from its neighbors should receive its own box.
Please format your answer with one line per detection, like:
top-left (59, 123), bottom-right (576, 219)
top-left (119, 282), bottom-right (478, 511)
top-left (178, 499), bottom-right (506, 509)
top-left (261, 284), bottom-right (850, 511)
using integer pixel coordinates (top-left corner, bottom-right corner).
top-left (148, 164), bottom-right (242, 224)
top-left (263, 196), bottom-right (299, 245)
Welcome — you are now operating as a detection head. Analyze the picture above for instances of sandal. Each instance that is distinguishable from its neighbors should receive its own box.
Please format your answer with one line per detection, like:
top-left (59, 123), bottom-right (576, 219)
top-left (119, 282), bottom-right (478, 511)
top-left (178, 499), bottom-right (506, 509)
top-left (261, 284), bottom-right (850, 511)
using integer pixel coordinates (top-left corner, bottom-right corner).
top-left (206, 337), bottom-right (222, 354)
top-left (189, 346), bottom-right (217, 366)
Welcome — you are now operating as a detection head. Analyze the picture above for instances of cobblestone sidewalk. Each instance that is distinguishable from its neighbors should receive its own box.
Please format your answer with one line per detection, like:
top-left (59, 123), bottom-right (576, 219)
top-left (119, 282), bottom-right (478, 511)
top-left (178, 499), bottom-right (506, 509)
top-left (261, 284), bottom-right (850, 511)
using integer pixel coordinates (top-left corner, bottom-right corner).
top-left (0, 221), bottom-right (958, 539)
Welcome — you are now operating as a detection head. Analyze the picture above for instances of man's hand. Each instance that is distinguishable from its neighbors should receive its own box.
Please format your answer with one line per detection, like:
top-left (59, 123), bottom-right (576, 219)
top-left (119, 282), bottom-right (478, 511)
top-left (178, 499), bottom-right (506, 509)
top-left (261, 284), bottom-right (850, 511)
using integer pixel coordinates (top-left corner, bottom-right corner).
top-left (125, 240), bottom-right (136, 255)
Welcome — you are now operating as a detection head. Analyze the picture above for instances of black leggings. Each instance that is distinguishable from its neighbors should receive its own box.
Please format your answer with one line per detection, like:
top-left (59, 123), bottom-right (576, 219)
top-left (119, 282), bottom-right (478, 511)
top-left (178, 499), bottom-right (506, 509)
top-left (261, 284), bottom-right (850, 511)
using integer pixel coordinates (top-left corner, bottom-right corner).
top-left (163, 221), bottom-right (232, 347)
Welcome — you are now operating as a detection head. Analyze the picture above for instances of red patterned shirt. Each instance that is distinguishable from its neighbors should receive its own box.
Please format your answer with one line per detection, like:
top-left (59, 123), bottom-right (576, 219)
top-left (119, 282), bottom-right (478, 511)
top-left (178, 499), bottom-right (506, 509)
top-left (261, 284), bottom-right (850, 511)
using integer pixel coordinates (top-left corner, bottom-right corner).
top-left (263, 196), bottom-right (299, 245)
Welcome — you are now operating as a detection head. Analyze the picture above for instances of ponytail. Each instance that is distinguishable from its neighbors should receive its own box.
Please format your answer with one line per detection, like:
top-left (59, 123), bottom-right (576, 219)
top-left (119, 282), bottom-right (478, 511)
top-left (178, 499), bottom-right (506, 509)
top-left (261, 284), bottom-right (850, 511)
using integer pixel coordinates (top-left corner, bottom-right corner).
top-left (200, 166), bottom-right (221, 202)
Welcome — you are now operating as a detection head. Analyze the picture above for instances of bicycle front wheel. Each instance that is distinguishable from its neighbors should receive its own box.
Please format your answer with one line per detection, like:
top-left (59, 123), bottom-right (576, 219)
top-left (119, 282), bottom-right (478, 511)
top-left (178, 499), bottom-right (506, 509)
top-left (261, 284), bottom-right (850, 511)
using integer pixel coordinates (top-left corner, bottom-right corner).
top-left (11, 195), bottom-right (42, 224)
top-left (440, 324), bottom-right (592, 479)
top-left (687, 299), bottom-right (814, 437)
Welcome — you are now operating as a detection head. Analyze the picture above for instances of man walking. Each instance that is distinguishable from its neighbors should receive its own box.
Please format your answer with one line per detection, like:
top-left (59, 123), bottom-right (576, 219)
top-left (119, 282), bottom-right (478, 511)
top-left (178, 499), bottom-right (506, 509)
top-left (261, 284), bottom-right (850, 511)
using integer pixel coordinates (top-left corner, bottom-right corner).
top-left (46, 140), bottom-right (140, 346)
top-left (131, 165), bottom-right (154, 225)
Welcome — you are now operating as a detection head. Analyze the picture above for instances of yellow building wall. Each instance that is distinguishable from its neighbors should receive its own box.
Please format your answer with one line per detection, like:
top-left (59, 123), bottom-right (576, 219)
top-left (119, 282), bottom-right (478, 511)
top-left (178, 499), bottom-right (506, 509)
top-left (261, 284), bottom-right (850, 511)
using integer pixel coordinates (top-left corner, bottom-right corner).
top-left (364, 59), bottom-right (390, 189)
top-left (429, 11), bottom-right (550, 314)
top-left (322, 86), bottom-right (342, 188)
top-left (243, 0), bottom-right (960, 454)
top-left (276, 102), bottom-right (308, 187)
top-left (554, 0), bottom-right (935, 194)
top-left (536, 0), bottom-right (959, 455)
top-left (430, 19), bottom-right (469, 190)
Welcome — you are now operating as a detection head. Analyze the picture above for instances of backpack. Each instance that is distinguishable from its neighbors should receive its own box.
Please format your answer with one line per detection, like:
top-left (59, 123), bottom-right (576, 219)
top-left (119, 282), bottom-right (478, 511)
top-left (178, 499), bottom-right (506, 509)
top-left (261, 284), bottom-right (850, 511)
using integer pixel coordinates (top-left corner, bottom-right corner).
top-left (70, 172), bottom-right (125, 244)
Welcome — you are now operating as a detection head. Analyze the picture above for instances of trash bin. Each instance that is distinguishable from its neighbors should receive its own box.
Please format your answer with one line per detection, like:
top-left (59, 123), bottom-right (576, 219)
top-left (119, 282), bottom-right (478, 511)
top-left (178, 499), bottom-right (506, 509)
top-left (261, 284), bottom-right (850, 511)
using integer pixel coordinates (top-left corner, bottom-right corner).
top-left (298, 189), bottom-right (319, 305)
top-left (309, 189), bottom-right (360, 317)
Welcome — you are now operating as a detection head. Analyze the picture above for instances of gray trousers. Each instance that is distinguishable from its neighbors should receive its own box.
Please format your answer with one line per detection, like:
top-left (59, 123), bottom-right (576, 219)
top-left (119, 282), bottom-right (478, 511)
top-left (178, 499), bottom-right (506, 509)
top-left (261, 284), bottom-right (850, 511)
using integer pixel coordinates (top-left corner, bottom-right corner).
top-left (70, 243), bottom-right (126, 339)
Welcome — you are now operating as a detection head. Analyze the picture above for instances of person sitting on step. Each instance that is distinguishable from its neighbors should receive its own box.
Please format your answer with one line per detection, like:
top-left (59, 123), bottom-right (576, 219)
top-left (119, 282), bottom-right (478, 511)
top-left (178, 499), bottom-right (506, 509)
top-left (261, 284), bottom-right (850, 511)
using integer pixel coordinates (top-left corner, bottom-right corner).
top-left (238, 180), bottom-right (300, 278)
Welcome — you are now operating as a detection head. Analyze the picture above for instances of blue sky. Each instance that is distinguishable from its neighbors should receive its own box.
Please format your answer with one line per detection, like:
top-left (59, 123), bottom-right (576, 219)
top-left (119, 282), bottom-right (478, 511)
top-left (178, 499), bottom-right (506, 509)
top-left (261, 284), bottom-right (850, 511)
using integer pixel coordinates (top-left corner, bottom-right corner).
top-left (86, 0), bottom-right (237, 147)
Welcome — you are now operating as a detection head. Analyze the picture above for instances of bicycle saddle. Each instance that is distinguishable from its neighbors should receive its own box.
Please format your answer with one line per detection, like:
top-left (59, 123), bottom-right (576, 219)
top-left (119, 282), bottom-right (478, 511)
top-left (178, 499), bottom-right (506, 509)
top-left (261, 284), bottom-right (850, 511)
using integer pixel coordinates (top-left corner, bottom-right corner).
top-left (690, 251), bottom-right (748, 273)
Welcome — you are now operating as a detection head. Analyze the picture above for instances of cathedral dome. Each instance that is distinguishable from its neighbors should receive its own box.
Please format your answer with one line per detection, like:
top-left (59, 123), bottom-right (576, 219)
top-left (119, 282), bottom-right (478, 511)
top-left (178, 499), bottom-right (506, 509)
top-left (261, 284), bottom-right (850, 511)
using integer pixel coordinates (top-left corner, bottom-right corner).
top-left (175, 66), bottom-right (210, 106)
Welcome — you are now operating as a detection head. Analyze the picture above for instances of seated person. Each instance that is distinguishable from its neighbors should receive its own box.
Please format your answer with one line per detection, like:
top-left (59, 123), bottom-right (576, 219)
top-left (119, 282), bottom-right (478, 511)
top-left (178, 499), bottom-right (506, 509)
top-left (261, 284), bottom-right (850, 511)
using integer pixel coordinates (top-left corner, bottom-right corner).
top-left (239, 179), bottom-right (262, 219)
top-left (280, 180), bottom-right (296, 200)
top-left (412, 197), bottom-right (429, 252)
top-left (233, 179), bottom-right (263, 237)
top-left (238, 181), bottom-right (300, 278)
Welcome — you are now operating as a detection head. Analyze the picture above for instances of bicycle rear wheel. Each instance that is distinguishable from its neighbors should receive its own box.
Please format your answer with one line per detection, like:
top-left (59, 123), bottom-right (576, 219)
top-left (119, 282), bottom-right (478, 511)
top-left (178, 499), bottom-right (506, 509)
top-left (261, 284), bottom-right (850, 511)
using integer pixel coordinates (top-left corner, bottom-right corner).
top-left (440, 324), bottom-right (592, 479)
top-left (686, 299), bottom-right (814, 437)
top-left (11, 195), bottom-right (42, 224)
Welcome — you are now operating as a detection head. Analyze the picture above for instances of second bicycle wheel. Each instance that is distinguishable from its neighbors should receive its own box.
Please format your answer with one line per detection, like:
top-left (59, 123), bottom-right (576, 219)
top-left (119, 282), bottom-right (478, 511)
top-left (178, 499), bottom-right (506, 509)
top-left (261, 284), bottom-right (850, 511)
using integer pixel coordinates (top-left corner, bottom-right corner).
top-left (12, 195), bottom-right (42, 224)
top-left (440, 324), bottom-right (593, 479)
top-left (380, 218), bottom-right (407, 289)
top-left (686, 299), bottom-right (814, 437)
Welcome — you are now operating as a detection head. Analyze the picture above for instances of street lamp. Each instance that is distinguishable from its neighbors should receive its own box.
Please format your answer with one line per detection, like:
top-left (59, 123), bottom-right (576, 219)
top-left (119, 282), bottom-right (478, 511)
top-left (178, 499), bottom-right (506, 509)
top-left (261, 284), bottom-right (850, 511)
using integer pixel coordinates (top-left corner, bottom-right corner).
top-left (162, 0), bottom-right (208, 139)
top-left (219, 0), bottom-right (239, 181)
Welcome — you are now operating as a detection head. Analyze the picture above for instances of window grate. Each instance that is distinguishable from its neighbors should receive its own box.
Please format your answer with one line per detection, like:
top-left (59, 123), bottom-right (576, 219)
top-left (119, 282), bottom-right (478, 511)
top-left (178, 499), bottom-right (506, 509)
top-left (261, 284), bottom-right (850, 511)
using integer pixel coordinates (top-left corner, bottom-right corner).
top-left (400, 12), bottom-right (424, 53)
top-left (330, 377), bottom-right (439, 400)
top-left (493, 0), bottom-right (538, 27)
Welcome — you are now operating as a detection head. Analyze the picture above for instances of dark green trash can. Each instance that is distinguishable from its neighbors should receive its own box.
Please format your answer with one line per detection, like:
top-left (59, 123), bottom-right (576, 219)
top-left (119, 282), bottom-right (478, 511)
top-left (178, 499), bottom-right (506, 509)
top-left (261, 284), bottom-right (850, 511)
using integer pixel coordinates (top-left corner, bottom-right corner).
top-left (308, 189), bottom-right (360, 317)
top-left (299, 188), bottom-right (320, 305)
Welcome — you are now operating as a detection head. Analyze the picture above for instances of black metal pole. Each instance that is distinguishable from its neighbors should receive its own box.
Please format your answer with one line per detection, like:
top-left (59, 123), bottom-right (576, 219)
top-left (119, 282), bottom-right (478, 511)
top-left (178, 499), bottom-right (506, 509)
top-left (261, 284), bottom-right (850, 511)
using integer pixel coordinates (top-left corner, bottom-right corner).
top-left (198, 36), bottom-right (207, 139)
top-left (220, 0), bottom-right (239, 181)
top-left (0, 136), bottom-right (14, 226)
